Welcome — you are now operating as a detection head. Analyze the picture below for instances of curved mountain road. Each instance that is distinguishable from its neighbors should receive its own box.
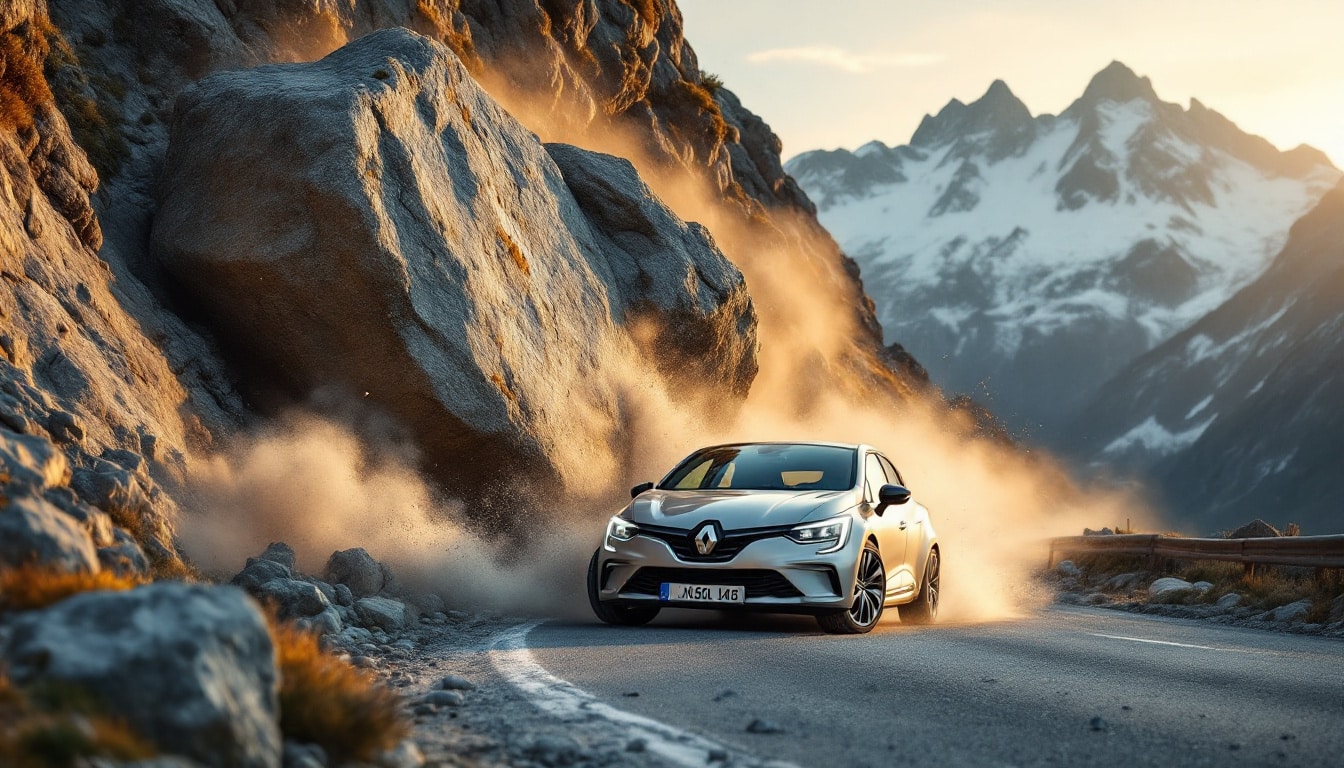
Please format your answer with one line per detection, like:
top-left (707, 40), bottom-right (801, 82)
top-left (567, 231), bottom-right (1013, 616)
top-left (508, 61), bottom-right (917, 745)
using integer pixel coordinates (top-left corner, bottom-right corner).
top-left (499, 606), bottom-right (1343, 767)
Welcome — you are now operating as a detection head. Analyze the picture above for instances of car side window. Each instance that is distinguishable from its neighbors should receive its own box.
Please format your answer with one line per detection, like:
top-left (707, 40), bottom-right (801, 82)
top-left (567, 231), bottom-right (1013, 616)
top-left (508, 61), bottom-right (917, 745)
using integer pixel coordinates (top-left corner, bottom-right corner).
top-left (878, 455), bottom-right (904, 487)
top-left (864, 454), bottom-right (886, 503)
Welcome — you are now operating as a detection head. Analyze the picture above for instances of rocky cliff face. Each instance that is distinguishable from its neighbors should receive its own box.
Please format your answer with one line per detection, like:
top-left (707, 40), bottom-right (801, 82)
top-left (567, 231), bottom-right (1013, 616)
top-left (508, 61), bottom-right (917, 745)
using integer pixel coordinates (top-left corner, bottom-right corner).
top-left (151, 28), bottom-right (757, 504)
top-left (2, 1), bottom-right (242, 569)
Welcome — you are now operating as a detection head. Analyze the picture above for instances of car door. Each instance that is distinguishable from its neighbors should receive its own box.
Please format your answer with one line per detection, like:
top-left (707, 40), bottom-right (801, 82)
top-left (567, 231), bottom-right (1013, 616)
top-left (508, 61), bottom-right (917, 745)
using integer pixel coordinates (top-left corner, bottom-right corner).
top-left (863, 453), bottom-right (915, 599)
top-left (878, 454), bottom-right (920, 569)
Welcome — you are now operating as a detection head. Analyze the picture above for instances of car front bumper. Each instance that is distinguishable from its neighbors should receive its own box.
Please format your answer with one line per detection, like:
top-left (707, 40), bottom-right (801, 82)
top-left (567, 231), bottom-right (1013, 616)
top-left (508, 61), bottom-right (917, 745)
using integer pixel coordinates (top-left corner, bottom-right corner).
top-left (595, 525), bottom-right (864, 614)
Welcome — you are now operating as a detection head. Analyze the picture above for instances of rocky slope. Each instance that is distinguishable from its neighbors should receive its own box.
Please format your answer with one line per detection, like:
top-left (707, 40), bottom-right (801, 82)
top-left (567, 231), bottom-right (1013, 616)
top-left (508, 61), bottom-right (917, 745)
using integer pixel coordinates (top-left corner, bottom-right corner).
top-left (1064, 182), bottom-right (1344, 534)
top-left (151, 28), bottom-right (757, 504)
top-left (788, 61), bottom-right (1339, 436)
top-left (1, 1), bottom-right (242, 572)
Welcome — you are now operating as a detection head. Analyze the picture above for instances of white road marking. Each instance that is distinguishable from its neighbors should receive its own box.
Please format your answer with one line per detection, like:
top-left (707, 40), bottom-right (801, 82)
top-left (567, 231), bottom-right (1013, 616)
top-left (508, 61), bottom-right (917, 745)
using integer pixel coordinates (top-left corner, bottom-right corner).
top-left (1088, 632), bottom-right (1250, 652)
top-left (489, 622), bottom-right (798, 768)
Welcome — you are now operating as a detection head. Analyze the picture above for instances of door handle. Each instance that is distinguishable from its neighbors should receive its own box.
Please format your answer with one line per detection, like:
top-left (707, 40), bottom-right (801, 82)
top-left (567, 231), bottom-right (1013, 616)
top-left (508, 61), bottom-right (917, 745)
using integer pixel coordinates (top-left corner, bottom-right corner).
top-left (898, 521), bottom-right (908, 530)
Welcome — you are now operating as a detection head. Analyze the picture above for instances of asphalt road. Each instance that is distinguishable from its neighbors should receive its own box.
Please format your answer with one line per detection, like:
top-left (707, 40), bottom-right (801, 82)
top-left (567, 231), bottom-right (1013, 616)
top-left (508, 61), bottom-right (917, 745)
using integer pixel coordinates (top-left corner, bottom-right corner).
top-left (520, 606), bottom-right (1344, 767)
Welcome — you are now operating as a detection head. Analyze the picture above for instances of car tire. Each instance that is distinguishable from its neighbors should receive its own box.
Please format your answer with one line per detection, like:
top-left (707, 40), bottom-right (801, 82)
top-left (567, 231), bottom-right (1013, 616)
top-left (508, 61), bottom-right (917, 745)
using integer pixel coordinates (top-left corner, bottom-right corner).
top-left (817, 541), bottom-right (886, 634)
top-left (587, 550), bottom-right (660, 626)
top-left (900, 548), bottom-right (940, 625)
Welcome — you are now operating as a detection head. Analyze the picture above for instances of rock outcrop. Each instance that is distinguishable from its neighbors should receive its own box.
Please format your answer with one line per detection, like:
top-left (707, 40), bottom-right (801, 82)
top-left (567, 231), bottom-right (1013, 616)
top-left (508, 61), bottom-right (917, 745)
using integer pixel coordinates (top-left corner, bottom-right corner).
top-left (151, 28), bottom-right (757, 503)
top-left (2, 582), bottom-right (282, 768)
top-left (1, 2), bottom-right (243, 567)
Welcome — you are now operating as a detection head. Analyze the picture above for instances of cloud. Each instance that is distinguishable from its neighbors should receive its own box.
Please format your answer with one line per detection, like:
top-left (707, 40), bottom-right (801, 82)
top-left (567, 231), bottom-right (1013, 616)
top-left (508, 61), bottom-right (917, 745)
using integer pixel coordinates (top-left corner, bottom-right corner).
top-left (746, 46), bottom-right (944, 74)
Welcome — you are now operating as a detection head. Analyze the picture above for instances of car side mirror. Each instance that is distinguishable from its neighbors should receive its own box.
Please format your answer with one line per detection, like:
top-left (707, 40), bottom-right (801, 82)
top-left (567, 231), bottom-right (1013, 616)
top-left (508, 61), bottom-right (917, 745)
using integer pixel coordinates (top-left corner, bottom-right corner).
top-left (877, 484), bottom-right (911, 513)
top-left (630, 481), bottom-right (655, 498)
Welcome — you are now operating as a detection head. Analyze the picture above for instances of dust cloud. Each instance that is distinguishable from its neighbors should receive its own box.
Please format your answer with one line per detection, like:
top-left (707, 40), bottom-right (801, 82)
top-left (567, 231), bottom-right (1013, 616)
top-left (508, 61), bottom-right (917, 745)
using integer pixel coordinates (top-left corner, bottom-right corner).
top-left (177, 63), bottom-right (1158, 626)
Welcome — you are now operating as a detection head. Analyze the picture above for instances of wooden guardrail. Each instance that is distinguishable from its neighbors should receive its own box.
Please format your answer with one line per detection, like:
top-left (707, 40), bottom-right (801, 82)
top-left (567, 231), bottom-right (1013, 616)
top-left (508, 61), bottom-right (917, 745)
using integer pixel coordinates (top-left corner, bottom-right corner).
top-left (1048, 533), bottom-right (1344, 573)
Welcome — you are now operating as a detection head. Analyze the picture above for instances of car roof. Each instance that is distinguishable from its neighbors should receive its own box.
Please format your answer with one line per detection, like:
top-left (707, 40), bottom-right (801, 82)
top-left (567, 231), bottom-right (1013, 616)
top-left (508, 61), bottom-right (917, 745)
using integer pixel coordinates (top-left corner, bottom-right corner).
top-left (689, 441), bottom-right (872, 452)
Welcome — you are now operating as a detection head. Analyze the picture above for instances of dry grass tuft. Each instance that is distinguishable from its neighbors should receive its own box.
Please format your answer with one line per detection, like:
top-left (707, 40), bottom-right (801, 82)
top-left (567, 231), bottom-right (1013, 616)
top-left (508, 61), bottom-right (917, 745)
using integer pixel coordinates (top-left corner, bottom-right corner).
top-left (0, 671), bottom-right (155, 767)
top-left (496, 226), bottom-right (530, 276)
top-left (0, 566), bottom-right (144, 614)
top-left (271, 621), bottom-right (409, 763)
top-left (0, 17), bottom-right (55, 131)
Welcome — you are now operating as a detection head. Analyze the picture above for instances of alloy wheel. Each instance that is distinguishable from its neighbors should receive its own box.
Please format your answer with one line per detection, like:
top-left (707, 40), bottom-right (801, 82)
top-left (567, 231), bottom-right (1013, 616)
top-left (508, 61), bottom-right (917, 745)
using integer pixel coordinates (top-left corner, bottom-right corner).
top-left (849, 548), bottom-right (885, 627)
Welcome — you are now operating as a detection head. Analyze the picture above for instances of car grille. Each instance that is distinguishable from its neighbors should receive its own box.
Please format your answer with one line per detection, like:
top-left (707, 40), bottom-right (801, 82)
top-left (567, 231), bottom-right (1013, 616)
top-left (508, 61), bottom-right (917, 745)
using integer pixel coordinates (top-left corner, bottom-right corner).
top-left (637, 523), bottom-right (793, 563)
top-left (622, 567), bottom-right (804, 599)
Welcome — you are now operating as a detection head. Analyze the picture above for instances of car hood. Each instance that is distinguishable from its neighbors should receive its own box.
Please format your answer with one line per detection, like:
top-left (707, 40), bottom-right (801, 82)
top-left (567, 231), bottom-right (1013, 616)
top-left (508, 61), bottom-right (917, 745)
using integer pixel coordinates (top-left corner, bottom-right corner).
top-left (625, 489), bottom-right (859, 530)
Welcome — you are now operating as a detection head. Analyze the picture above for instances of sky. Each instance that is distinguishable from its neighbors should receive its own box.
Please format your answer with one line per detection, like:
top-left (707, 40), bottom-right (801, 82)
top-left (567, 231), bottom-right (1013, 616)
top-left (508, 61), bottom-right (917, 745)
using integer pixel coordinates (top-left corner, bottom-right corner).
top-left (678, 0), bottom-right (1344, 166)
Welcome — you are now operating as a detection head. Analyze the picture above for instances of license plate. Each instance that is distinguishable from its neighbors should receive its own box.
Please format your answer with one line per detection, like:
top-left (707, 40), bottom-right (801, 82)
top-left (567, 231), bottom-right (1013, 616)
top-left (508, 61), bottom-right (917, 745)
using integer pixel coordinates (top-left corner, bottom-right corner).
top-left (659, 583), bottom-right (745, 603)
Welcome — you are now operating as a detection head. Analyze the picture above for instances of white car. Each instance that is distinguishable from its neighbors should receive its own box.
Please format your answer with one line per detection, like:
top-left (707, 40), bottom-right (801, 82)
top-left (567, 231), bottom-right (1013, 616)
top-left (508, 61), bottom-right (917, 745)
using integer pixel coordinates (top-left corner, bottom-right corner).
top-left (587, 442), bottom-right (940, 633)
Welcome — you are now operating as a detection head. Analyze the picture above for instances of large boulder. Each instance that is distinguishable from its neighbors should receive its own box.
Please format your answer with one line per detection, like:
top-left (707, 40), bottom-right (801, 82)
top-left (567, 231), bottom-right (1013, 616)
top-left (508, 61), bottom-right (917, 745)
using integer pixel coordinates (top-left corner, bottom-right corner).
top-left (1, 583), bottom-right (281, 768)
top-left (151, 28), bottom-right (756, 505)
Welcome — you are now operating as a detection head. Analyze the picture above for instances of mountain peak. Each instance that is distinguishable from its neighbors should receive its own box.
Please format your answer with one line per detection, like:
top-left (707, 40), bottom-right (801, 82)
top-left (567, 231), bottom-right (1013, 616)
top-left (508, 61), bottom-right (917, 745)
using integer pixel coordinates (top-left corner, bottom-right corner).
top-left (910, 79), bottom-right (1032, 148)
top-left (1080, 61), bottom-right (1158, 104)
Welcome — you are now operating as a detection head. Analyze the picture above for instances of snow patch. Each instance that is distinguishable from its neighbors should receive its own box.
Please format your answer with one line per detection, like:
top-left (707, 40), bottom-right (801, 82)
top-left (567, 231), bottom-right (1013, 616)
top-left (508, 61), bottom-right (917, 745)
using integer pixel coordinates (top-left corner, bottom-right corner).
top-left (1104, 415), bottom-right (1215, 456)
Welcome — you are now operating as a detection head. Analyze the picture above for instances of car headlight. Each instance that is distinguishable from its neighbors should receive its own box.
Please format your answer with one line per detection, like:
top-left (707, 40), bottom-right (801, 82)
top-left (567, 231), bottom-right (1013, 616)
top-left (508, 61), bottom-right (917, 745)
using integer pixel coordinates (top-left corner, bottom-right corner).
top-left (605, 516), bottom-right (639, 549)
top-left (786, 515), bottom-right (852, 554)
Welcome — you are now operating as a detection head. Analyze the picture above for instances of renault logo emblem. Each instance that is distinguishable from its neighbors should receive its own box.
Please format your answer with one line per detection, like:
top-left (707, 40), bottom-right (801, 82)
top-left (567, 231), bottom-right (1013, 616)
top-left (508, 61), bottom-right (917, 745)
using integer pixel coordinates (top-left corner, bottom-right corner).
top-left (694, 523), bottom-right (719, 555)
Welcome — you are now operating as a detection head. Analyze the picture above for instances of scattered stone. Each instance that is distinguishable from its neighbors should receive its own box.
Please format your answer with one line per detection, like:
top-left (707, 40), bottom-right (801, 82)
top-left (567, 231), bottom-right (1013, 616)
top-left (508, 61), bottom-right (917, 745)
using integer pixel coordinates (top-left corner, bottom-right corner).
top-left (2, 583), bottom-right (280, 768)
top-left (1216, 593), bottom-right (1242, 609)
top-left (439, 674), bottom-right (476, 691)
top-left (231, 558), bottom-right (292, 590)
top-left (324, 548), bottom-right (386, 598)
top-left (1268, 600), bottom-right (1312, 623)
top-left (1089, 716), bottom-right (1109, 732)
top-left (0, 428), bottom-right (70, 490)
top-left (251, 541), bottom-right (296, 571)
top-left (1084, 593), bottom-right (1108, 605)
top-left (746, 718), bottom-right (785, 734)
top-left (1227, 519), bottom-right (1280, 539)
top-left (446, 610), bottom-right (470, 622)
top-left (1056, 560), bottom-right (1082, 577)
top-left (355, 597), bottom-right (409, 631)
top-left (425, 690), bottom-right (464, 708)
top-left (625, 738), bottom-right (647, 753)
top-left (622, 691), bottom-right (640, 697)
top-left (350, 655), bottom-right (377, 669)
top-left (299, 606), bottom-right (343, 636)
top-left (1148, 577), bottom-right (1195, 598)
top-left (334, 583), bottom-right (354, 607)
top-left (0, 494), bottom-right (100, 573)
top-left (1190, 581), bottom-right (1213, 592)
top-left (409, 592), bottom-right (446, 617)
top-left (253, 578), bottom-right (331, 620)
top-left (302, 577), bottom-right (337, 604)
top-left (46, 410), bottom-right (85, 443)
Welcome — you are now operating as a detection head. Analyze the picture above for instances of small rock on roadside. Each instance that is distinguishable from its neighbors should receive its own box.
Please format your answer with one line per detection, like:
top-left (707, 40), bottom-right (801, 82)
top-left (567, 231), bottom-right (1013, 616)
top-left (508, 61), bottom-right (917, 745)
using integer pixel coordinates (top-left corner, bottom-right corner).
top-left (377, 740), bottom-right (425, 768)
top-left (1216, 593), bottom-right (1242, 609)
top-left (1268, 599), bottom-right (1312, 623)
top-left (1090, 716), bottom-right (1109, 732)
top-left (425, 690), bottom-right (464, 708)
top-left (439, 674), bottom-right (476, 691)
top-left (1148, 577), bottom-right (1195, 597)
top-left (1056, 560), bottom-right (1082, 577)
top-left (625, 738), bottom-right (647, 753)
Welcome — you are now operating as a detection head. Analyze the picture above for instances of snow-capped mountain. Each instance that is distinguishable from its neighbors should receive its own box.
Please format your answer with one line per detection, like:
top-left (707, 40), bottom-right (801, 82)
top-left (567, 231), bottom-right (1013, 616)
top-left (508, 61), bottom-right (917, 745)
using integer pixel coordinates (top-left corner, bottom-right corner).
top-left (1063, 181), bottom-right (1344, 534)
top-left (787, 61), bottom-right (1339, 437)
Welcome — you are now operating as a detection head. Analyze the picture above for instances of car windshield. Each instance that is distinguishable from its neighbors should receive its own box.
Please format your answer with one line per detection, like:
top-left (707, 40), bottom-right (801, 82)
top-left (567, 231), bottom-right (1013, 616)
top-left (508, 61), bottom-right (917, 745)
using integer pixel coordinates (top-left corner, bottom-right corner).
top-left (660, 444), bottom-right (857, 492)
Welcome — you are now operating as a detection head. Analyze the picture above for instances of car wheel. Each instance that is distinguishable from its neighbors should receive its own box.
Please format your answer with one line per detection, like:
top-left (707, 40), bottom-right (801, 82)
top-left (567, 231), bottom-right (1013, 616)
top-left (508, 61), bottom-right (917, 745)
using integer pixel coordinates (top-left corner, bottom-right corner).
top-left (587, 550), bottom-right (660, 626)
top-left (900, 548), bottom-right (940, 625)
top-left (817, 541), bottom-right (886, 634)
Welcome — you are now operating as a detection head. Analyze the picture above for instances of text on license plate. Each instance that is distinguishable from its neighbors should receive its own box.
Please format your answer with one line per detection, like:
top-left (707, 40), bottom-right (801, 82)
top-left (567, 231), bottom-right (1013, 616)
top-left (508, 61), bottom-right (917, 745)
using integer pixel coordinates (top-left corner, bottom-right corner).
top-left (659, 582), bottom-right (745, 603)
